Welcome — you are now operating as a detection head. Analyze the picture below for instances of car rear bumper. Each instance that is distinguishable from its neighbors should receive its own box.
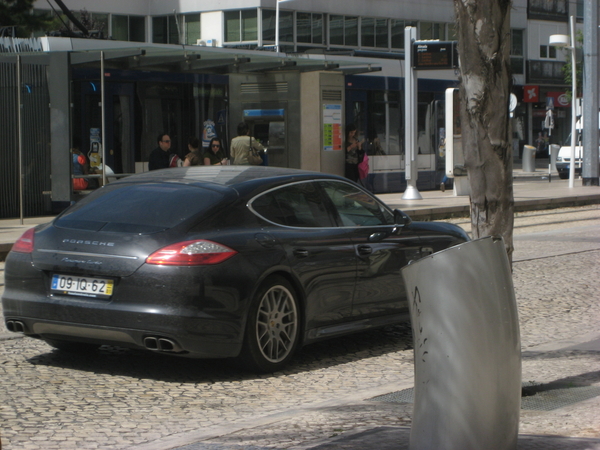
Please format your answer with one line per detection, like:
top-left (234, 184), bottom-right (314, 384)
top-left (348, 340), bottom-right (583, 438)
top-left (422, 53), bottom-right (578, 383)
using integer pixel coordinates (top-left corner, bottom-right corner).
top-left (2, 307), bottom-right (244, 358)
top-left (2, 252), bottom-right (249, 358)
top-left (556, 162), bottom-right (582, 174)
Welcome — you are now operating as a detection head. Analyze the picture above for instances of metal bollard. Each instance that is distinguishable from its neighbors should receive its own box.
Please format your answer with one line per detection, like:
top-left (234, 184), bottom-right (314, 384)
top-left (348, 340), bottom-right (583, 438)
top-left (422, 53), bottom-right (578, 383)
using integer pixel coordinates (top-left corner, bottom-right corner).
top-left (402, 236), bottom-right (521, 450)
top-left (522, 145), bottom-right (536, 172)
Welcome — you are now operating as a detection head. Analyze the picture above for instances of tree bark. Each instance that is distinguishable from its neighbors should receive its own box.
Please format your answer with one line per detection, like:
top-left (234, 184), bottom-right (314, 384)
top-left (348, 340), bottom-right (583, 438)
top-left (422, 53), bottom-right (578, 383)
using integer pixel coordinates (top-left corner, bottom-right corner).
top-left (454, 0), bottom-right (515, 264)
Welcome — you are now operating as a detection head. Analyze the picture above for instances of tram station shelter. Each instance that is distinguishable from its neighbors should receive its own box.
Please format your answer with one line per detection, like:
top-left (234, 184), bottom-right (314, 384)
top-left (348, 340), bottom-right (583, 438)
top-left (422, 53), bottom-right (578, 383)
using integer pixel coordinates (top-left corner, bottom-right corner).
top-left (0, 0), bottom-right (584, 218)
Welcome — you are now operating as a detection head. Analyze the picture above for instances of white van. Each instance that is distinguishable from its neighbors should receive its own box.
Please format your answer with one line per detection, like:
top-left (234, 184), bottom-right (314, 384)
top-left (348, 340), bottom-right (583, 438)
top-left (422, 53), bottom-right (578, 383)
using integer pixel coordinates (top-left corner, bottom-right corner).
top-left (556, 115), bottom-right (600, 179)
top-left (555, 133), bottom-right (582, 179)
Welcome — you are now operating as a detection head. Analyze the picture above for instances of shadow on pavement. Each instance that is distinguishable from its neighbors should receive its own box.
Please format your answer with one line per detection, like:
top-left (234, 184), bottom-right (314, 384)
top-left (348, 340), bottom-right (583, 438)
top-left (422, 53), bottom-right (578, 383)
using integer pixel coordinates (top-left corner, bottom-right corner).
top-left (24, 323), bottom-right (414, 382)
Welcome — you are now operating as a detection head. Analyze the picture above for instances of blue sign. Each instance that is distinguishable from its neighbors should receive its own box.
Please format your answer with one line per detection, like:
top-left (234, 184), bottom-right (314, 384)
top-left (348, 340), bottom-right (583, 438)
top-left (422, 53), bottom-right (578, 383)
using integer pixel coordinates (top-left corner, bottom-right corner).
top-left (243, 109), bottom-right (285, 118)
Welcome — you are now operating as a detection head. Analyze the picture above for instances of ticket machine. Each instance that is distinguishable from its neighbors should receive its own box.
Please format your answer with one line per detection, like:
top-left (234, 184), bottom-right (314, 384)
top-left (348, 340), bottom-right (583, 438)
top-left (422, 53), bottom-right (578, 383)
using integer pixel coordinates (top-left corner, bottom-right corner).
top-left (243, 108), bottom-right (286, 167)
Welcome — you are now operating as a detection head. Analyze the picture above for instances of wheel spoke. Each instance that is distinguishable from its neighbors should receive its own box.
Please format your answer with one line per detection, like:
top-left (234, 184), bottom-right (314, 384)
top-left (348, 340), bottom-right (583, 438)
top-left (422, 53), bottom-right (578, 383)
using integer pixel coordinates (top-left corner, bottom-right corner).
top-left (255, 284), bottom-right (298, 364)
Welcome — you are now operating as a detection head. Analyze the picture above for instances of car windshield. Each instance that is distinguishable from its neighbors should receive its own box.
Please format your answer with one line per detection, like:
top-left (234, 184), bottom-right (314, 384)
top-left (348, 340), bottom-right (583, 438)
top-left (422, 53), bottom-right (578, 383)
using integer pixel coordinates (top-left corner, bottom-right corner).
top-left (562, 132), bottom-right (582, 146)
top-left (55, 183), bottom-right (224, 233)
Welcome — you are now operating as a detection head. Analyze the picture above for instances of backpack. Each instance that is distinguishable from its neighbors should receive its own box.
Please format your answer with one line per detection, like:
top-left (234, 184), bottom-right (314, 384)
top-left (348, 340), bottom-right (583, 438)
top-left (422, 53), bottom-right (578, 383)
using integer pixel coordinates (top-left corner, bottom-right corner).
top-left (169, 154), bottom-right (183, 167)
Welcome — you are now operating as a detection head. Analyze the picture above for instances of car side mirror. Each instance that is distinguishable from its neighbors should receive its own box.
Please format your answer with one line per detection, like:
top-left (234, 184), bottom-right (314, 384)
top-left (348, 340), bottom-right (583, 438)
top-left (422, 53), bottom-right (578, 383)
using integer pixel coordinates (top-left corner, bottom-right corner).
top-left (394, 209), bottom-right (412, 228)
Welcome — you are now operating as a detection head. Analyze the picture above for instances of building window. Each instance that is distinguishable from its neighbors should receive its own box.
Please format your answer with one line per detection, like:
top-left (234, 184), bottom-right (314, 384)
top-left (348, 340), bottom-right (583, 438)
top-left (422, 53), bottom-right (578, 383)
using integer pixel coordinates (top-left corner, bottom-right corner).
top-left (375, 19), bottom-right (388, 48)
top-left (420, 22), bottom-right (445, 40)
top-left (152, 16), bottom-right (180, 44)
top-left (528, 0), bottom-right (569, 21)
top-left (262, 9), bottom-right (293, 44)
top-left (361, 18), bottom-right (389, 49)
top-left (362, 18), bottom-right (375, 47)
top-left (297, 12), bottom-right (323, 44)
top-left (330, 15), bottom-right (358, 47)
top-left (184, 14), bottom-right (200, 45)
top-left (540, 44), bottom-right (557, 59)
top-left (111, 15), bottom-right (146, 42)
top-left (510, 29), bottom-right (524, 75)
top-left (390, 20), bottom-right (417, 50)
top-left (225, 9), bottom-right (258, 43)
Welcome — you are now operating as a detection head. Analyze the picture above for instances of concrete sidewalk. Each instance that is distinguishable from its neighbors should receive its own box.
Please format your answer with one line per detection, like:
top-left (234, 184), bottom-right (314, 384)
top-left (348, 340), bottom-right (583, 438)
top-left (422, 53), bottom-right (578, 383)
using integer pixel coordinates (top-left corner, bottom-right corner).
top-left (379, 172), bottom-right (600, 221)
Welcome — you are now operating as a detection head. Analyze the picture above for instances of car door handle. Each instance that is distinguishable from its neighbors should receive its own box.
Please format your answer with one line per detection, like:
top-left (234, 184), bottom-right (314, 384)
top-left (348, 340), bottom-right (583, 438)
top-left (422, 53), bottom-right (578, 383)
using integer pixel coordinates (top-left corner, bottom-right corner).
top-left (368, 232), bottom-right (387, 242)
top-left (357, 245), bottom-right (372, 256)
top-left (293, 249), bottom-right (309, 258)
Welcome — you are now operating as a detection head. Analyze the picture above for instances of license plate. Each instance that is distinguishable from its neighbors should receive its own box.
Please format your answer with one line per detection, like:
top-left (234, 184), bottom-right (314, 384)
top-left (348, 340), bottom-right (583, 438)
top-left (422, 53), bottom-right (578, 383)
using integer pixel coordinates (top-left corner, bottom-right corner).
top-left (51, 274), bottom-right (114, 298)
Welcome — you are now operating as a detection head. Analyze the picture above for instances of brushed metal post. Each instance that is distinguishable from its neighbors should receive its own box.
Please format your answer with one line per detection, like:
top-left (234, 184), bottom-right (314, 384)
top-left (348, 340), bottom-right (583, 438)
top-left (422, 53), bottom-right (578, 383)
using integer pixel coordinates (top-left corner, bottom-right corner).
top-left (402, 236), bottom-right (521, 450)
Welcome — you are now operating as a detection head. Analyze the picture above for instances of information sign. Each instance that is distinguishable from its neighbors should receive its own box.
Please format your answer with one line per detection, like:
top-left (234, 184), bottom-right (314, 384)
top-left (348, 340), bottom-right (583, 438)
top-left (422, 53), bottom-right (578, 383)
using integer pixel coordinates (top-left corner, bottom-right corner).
top-left (323, 104), bottom-right (342, 151)
top-left (413, 41), bottom-right (458, 70)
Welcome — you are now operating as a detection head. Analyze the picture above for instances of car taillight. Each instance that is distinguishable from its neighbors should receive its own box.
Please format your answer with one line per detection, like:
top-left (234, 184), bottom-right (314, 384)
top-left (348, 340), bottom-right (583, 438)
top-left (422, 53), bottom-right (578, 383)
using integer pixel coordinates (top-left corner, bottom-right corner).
top-left (11, 228), bottom-right (35, 254)
top-left (146, 240), bottom-right (237, 266)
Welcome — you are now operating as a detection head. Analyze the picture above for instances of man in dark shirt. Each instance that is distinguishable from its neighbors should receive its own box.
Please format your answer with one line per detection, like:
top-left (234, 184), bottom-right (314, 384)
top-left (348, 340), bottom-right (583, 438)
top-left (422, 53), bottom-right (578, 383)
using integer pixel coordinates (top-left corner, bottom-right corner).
top-left (149, 133), bottom-right (172, 170)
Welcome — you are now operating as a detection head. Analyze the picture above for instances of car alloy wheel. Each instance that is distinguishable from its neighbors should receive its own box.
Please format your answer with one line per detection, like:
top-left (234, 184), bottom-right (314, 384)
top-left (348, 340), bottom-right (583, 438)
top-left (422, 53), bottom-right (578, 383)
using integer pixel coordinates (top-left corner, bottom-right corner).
top-left (240, 275), bottom-right (300, 372)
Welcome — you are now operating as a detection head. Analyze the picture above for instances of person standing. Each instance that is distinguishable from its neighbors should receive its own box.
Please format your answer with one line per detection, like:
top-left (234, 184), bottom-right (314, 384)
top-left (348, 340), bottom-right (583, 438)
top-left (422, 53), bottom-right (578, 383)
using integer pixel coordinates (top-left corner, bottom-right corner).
top-left (345, 124), bottom-right (364, 182)
top-left (203, 138), bottom-right (228, 165)
top-left (230, 122), bottom-right (264, 165)
top-left (149, 133), bottom-right (172, 170)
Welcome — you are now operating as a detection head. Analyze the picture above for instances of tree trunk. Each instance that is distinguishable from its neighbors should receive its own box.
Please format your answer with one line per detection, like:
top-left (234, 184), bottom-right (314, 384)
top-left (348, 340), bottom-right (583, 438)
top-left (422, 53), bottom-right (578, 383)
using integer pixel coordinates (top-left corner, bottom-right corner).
top-left (454, 0), bottom-right (514, 264)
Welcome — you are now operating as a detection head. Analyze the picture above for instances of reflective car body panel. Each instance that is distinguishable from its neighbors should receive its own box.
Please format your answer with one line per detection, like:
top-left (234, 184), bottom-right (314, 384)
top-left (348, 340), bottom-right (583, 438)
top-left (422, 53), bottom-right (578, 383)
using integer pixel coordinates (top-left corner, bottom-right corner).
top-left (2, 166), bottom-right (470, 361)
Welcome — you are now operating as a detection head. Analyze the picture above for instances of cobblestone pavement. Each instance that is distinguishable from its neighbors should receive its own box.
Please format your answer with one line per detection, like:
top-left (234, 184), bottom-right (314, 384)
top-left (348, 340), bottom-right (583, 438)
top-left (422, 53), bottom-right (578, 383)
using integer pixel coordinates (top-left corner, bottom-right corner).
top-left (0, 206), bottom-right (599, 450)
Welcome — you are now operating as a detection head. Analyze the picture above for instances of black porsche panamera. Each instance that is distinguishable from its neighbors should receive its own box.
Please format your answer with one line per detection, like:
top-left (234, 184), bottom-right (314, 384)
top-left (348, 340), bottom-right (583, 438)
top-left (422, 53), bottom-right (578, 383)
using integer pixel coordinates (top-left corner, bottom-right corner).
top-left (2, 166), bottom-right (469, 372)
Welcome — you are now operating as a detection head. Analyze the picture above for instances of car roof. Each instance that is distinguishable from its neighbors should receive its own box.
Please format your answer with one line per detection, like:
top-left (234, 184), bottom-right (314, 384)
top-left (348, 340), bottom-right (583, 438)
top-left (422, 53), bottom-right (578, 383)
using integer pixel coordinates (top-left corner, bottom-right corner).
top-left (110, 166), bottom-right (349, 196)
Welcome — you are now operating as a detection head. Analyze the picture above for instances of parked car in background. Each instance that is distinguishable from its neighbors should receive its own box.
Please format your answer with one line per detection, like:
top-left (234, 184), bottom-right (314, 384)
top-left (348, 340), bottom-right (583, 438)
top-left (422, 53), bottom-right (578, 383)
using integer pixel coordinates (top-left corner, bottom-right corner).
top-left (556, 132), bottom-right (583, 179)
top-left (556, 115), bottom-right (600, 180)
top-left (2, 166), bottom-right (469, 372)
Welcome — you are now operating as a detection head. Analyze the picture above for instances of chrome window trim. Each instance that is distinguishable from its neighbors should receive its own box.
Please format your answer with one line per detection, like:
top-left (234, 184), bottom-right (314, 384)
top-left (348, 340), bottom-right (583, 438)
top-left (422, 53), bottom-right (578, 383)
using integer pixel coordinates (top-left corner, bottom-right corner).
top-left (247, 178), bottom-right (394, 229)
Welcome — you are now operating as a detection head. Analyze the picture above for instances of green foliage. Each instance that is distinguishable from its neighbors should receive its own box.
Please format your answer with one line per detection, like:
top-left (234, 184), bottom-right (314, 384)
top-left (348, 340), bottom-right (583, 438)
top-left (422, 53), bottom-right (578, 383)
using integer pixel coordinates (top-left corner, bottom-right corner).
top-left (559, 30), bottom-right (584, 101)
top-left (0, 0), bottom-right (54, 37)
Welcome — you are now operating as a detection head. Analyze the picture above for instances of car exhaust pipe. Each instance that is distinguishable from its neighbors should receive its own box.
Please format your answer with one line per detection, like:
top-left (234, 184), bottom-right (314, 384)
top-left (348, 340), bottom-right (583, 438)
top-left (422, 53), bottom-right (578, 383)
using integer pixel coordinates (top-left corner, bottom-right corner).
top-left (157, 338), bottom-right (177, 352)
top-left (143, 336), bottom-right (159, 350)
top-left (143, 336), bottom-right (183, 353)
top-left (6, 320), bottom-right (25, 333)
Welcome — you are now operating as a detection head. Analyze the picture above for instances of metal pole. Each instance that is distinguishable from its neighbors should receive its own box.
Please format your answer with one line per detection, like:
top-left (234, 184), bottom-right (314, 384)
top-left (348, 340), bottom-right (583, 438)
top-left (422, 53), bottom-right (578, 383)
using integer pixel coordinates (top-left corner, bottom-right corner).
top-left (17, 55), bottom-right (24, 225)
top-left (402, 26), bottom-right (422, 200)
top-left (582, 0), bottom-right (599, 186)
top-left (568, 15), bottom-right (577, 188)
top-left (275, 0), bottom-right (280, 52)
top-left (101, 51), bottom-right (107, 187)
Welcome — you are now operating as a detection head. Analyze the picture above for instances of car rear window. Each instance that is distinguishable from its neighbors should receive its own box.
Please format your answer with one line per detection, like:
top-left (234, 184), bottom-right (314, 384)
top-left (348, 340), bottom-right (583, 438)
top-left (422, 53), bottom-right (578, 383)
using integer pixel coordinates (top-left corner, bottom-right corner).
top-left (56, 183), bottom-right (225, 233)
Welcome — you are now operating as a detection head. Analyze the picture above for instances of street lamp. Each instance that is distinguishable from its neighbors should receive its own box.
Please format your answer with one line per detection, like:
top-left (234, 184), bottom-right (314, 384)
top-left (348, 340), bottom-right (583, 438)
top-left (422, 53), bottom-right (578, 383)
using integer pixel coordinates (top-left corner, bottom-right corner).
top-left (550, 15), bottom-right (578, 188)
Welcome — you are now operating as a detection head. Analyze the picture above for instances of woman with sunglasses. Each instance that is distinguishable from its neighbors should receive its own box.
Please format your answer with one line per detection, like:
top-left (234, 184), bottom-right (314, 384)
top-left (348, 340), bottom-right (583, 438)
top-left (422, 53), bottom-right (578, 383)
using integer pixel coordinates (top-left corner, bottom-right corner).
top-left (203, 137), bottom-right (228, 166)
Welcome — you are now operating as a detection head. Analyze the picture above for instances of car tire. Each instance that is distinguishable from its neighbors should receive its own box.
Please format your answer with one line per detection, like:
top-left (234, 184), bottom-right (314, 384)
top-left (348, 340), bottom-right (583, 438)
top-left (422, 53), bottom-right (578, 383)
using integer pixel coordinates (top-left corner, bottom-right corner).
top-left (238, 275), bottom-right (300, 373)
top-left (558, 172), bottom-right (569, 179)
top-left (44, 338), bottom-right (100, 354)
